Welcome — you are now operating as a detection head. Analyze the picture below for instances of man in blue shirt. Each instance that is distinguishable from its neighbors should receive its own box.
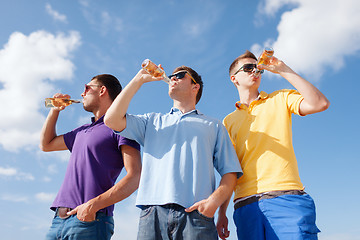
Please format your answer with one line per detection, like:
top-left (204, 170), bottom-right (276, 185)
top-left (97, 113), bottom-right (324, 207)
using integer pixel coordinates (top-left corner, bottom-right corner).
top-left (105, 65), bottom-right (242, 240)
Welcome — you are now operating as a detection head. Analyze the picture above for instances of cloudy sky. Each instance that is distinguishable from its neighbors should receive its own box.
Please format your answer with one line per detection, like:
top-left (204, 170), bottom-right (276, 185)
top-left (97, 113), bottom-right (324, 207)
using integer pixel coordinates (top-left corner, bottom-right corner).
top-left (1, 0), bottom-right (360, 239)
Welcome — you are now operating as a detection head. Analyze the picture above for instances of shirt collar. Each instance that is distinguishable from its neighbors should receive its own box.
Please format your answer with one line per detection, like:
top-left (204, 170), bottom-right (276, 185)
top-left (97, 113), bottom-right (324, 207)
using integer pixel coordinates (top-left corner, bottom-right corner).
top-left (235, 91), bottom-right (269, 109)
top-left (170, 107), bottom-right (203, 116)
top-left (91, 115), bottom-right (104, 124)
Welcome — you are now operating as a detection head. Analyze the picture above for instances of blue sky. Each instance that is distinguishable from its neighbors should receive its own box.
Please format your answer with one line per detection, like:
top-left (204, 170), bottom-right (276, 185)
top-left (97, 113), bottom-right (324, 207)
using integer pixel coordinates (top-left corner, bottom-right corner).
top-left (1, 0), bottom-right (359, 239)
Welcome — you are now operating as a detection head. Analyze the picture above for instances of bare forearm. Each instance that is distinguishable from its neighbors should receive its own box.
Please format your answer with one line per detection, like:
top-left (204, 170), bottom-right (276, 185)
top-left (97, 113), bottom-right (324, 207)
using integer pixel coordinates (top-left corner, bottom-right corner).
top-left (218, 195), bottom-right (231, 216)
top-left (39, 109), bottom-right (60, 151)
top-left (209, 172), bottom-right (237, 211)
top-left (88, 172), bottom-right (141, 213)
top-left (67, 145), bottom-right (141, 220)
top-left (186, 172), bottom-right (237, 217)
top-left (104, 76), bottom-right (144, 132)
top-left (280, 69), bottom-right (330, 115)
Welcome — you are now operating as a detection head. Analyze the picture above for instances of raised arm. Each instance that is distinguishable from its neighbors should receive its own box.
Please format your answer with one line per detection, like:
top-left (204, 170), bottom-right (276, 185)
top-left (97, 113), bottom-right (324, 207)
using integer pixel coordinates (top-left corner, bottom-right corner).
top-left (39, 94), bottom-right (70, 152)
top-left (104, 68), bottom-right (162, 132)
top-left (258, 58), bottom-right (330, 116)
top-left (67, 144), bottom-right (142, 221)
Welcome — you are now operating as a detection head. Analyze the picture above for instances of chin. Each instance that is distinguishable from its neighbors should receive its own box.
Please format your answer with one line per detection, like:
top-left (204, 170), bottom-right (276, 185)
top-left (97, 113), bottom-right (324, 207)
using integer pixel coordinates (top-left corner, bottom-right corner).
top-left (83, 104), bottom-right (91, 112)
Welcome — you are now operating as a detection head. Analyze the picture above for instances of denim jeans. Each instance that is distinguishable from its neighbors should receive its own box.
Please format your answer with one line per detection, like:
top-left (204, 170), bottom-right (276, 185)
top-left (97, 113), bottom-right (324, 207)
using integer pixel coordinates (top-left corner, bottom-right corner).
top-left (45, 212), bottom-right (114, 240)
top-left (137, 204), bottom-right (218, 240)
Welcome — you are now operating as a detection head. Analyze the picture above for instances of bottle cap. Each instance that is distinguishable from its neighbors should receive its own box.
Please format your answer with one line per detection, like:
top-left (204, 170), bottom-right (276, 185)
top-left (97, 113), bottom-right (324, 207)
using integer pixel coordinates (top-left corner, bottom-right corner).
top-left (141, 59), bottom-right (150, 68)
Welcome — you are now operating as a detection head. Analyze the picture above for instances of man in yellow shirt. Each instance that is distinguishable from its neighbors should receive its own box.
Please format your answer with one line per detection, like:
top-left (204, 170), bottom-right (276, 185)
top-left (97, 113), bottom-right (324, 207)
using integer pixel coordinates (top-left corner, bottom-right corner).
top-left (217, 50), bottom-right (329, 240)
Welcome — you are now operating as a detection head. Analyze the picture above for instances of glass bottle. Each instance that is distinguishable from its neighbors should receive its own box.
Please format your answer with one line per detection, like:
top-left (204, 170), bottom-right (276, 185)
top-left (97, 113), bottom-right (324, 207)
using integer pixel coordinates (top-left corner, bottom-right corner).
top-left (257, 47), bottom-right (274, 66)
top-left (141, 59), bottom-right (171, 84)
top-left (45, 98), bottom-right (82, 108)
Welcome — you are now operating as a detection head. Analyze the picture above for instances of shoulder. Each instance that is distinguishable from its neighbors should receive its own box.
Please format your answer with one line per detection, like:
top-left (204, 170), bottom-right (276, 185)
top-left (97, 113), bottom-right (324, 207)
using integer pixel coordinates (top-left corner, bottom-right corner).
top-left (223, 109), bottom-right (240, 125)
top-left (127, 112), bottom-right (163, 120)
top-left (269, 89), bottom-right (299, 97)
top-left (196, 112), bottom-right (226, 131)
top-left (64, 123), bottom-right (90, 137)
top-left (112, 129), bottom-right (140, 150)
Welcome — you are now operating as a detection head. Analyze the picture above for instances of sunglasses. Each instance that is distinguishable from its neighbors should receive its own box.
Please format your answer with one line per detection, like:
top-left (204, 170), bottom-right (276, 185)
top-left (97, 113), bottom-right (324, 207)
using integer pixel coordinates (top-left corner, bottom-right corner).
top-left (168, 71), bottom-right (197, 84)
top-left (84, 84), bottom-right (101, 92)
top-left (233, 64), bottom-right (264, 75)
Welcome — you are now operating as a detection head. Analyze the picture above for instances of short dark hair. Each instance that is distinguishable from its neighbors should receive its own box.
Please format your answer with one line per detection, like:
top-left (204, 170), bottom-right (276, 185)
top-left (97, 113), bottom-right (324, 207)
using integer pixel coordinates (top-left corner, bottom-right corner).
top-left (229, 50), bottom-right (257, 76)
top-left (173, 66), bottom-right (203, 104)
top-left (91, 74), bottom-right (122, 101)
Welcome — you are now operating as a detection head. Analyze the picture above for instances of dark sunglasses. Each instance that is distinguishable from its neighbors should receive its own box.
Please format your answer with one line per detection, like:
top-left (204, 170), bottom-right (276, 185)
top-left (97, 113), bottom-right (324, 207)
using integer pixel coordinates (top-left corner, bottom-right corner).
top-left (233, 64), bottom-right (264, 75)
top-left (168, 71), bottom-right (197, 84)
top-left (84, 84), bottom-right (101, 91)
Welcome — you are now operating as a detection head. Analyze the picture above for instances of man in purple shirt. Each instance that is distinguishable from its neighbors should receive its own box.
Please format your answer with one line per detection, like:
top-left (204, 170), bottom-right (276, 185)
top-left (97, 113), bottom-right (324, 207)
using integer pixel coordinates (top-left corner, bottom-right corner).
top-left (40, 74), bottom-right (141, 240)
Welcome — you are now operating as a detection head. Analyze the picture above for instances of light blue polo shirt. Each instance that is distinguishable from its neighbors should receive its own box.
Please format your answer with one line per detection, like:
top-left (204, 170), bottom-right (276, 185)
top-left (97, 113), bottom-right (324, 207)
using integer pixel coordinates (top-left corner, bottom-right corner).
top-left (118, 108), bottom-right (242, 208)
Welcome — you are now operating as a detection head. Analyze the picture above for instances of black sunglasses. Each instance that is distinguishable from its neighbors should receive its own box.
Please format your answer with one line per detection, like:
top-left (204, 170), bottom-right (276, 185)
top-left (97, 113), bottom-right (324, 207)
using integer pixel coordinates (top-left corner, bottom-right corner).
top-left (84, 84), bottom-right (101, 91)
top-left (168, 71), bottom-right (197, 84)
top-left (233, 64), bottom-right (264, 75)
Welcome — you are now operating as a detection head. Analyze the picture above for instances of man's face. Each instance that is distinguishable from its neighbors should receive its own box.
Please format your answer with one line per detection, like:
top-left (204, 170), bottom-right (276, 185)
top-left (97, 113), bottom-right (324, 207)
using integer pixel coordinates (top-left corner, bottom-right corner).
top-left (168, 70), bottom-right (197, 101)
top-left (81, 80), bottom-right (102, 112)
top-left (231, 58), bottom-right (262, 89)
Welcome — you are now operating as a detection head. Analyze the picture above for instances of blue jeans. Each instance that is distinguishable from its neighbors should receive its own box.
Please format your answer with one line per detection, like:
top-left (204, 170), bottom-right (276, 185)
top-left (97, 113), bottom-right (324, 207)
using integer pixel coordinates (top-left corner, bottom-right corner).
top-left (233, 194), bottom-right (320, 240)
top-left (45, 212), bottom-right (114, 240)
top-left (137, 204), bottom-right (218, 240)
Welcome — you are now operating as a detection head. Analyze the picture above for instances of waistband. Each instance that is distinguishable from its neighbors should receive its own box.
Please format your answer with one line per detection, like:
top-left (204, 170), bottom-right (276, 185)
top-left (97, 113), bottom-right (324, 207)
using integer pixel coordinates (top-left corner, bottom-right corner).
top-left (234, 190), bottom-right (306, 210)
top-left (55, 207), bottom-right (73, 219)
top-left (55, 207), bottom-right (112, 219)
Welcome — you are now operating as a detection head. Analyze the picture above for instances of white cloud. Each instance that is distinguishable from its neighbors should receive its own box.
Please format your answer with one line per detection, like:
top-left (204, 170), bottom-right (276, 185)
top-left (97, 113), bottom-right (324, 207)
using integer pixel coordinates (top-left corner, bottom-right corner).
top-left (78, 0), bottom-right (90, 8)
top-left (1, 193), bottom-right (29, 203)
top-left (0, 30), bottom-right (81, 152)
top-left (254, 0), bottom-right (360, 81)
top-left (45, 3), bottom-right (68, 23)
top-left (0, 166), bottom-right (34, 181)
top-left (112, 194), bottom-right (139, 240)
top-left (0, 166), bottom-right (17, 176)
top-left (182, 2), bottom-right (224, 38)
top-left (35, 192), bottom-right (56, 203)
top-left (80, 3), bottom-right (123, 36)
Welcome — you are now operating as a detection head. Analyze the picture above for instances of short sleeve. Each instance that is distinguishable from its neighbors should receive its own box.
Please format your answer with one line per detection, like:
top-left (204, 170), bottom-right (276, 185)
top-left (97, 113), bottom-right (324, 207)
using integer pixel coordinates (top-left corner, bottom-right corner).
top-left (115, 113), bottom-right (149, 146)
top-left (213, 121), bottom-right (243, 178)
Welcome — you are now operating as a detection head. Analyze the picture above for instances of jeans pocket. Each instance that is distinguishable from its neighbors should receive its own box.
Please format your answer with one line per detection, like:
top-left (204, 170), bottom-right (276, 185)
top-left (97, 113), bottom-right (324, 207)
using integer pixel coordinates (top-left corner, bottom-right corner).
top-left (194, 210), bottom-right (214, 222)
top-left (139, 206), bottom-right (154, 219)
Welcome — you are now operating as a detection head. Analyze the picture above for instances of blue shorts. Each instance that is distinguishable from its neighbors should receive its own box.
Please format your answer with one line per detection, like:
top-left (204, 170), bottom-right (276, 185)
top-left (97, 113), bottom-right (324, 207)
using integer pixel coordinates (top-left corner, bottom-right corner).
top-left (233, 194), bottom-right (320, 240)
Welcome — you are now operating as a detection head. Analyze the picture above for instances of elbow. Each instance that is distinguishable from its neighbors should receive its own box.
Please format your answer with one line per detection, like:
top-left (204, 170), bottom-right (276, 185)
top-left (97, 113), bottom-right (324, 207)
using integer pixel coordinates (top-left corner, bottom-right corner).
top-left (127, 168), bottom-right (142, 192)
top-left (316, 98), bottom-right (330, 113)
top-left (223, 172), bottom-right (238, 190)
top-left (321, 98), bottom-right (330, 112)
top-left (39, 143), bottom-right (50, 152)
top-left (133, 168), bottom-right (142, 190)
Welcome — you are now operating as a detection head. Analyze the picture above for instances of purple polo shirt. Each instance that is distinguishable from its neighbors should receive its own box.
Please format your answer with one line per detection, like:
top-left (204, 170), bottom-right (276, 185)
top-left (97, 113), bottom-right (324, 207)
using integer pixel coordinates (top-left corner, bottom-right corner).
top-left (50, 116), bottom-right (140, 216)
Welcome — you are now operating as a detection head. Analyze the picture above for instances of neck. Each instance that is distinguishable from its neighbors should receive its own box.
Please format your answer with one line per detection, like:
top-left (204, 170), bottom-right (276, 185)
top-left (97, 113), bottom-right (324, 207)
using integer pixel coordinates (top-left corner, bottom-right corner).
top-left (173, 100), bottom-right (196, 114)
top-left (238, 88), bottom-right (259, 107)
top-left (93, 101), bottom-right (112, 121)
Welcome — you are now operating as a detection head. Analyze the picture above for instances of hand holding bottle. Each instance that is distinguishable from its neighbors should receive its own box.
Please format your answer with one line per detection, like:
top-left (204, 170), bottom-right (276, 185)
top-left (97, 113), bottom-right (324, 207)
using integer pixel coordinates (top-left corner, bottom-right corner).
top-left (258, 55), bottom-right (296, 76)
top-left (45, 93), bottom-right (81, 109)
top-left (256, 48), bottom-right (287, 74)
top-left (141, 59), bottom-right (171, 84)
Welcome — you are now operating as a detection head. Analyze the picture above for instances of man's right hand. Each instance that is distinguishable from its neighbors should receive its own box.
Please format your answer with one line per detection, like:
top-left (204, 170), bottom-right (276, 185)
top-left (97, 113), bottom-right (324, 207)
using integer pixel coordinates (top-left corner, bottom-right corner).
top-left (51, 93), bottom-right (71, 111)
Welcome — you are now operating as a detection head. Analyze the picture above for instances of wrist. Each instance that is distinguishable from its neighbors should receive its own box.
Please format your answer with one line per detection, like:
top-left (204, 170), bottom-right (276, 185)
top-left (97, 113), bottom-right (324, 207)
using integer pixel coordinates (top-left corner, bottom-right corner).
top-left (86, 198), bottom-right (101, 214)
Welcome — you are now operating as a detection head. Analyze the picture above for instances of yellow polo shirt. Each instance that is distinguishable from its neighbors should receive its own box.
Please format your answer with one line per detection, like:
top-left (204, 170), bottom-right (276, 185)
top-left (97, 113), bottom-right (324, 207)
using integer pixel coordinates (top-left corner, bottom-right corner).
top-left (223, 90), bottom-right (305, 200)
